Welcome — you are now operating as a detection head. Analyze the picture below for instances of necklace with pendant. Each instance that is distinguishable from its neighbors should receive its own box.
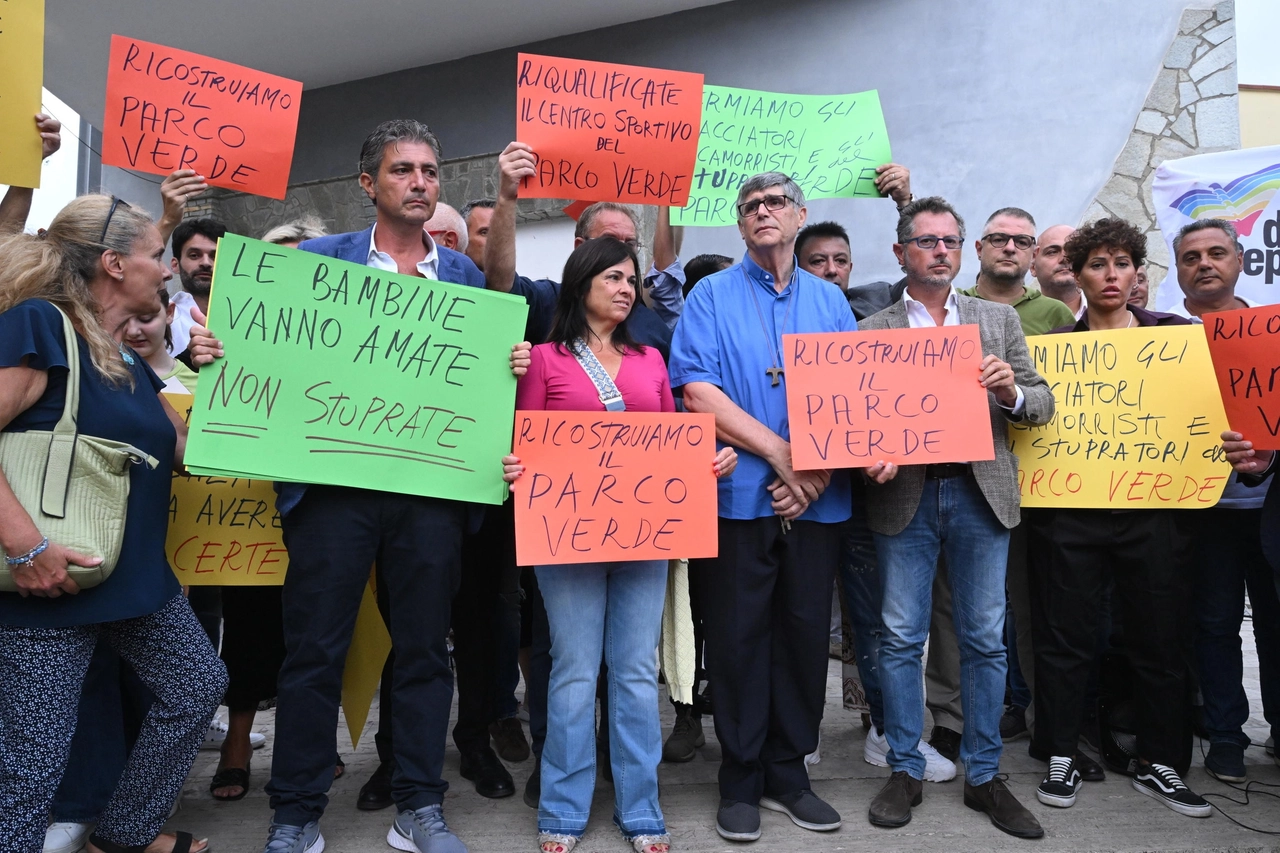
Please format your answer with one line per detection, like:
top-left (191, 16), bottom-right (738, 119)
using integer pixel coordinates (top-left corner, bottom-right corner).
top-left (746, 268), bottom-right (798, 387)
top-left (117, 342), bottom-right (135, 365)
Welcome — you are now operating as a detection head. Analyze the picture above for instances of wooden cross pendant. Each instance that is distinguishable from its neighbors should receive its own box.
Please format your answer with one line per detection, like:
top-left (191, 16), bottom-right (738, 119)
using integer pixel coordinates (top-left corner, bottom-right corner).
top-left (766, 366), bottom-right (784, 387)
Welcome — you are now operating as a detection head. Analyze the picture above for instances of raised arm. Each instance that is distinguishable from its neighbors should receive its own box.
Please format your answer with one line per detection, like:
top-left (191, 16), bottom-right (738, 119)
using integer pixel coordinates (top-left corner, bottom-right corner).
top-left (156, 169), bottom-right (210, 246)
top-left (484, 142), bottom-right (537, 293)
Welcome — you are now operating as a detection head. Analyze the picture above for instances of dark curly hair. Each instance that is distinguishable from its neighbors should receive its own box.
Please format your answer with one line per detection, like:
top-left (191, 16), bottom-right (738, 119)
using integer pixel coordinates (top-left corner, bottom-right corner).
top-left (1064, 218), bottom-right (1147, 274)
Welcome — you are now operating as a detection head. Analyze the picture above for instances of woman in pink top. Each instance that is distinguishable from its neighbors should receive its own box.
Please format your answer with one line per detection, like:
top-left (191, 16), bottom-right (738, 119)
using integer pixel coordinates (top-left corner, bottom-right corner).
top-left (503, 238), bottom-right (735, 853)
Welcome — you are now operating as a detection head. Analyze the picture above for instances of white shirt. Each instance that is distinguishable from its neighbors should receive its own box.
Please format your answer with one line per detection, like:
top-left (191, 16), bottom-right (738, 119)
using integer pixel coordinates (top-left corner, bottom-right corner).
top-left (1168, 293), bottom-right (1259, 323)
top-left (367, 223), bottom-right (440, 280)
top-left (900, 286), bottom-right (1025, 415)
top-left (168, 289), bottom-right (200, 355)
top-left (1073, 290), bottom-right (1087, 321)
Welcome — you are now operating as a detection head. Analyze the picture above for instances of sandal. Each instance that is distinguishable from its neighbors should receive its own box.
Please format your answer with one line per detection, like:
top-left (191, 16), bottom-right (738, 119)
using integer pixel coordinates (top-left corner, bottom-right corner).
top-left (538, 832), bottom-right (578, 853)
top-left (210, 763), bottom-right (250, 801)
top-left (88, 831), bottom-right (209, 853)
top-left (334, 754), bottom-right (345, 780)
top-left (631, 834), bottom-right (671, 853)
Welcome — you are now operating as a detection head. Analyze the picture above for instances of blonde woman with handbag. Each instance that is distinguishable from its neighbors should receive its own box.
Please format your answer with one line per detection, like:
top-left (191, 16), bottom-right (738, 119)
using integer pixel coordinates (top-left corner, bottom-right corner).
top-left (0, 194), bottom-right (227, 853)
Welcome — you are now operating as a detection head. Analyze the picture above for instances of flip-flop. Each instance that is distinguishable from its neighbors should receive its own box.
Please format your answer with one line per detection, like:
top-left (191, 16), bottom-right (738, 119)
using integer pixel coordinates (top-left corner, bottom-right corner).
top-left (89, 831), bottom-right (209, 853)
top-left (210, 765), bottom-right (250, 801)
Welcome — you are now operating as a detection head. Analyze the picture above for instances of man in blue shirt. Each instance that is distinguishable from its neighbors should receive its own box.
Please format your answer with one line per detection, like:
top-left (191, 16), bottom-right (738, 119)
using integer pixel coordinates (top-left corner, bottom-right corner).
top-left (668, 172), bottom-right (856, 843)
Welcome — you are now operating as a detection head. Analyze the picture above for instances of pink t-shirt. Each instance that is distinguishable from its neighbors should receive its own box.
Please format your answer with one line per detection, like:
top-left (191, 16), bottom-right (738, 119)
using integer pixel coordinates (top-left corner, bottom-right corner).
top-left (515, 342), bottom-right (675, 413)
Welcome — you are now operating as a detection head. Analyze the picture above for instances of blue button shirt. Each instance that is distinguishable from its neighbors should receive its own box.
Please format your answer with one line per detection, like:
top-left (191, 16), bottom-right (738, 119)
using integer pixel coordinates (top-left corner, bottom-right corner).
top-left (669, 254), bottom-right (857, 522)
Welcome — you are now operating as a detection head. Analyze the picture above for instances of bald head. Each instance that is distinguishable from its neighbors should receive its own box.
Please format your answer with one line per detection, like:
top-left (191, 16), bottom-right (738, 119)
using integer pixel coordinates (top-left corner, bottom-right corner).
top-left (1032, 224), bottom-right (1077, 294)
top-left (425, 202), bottom-right (468, 252)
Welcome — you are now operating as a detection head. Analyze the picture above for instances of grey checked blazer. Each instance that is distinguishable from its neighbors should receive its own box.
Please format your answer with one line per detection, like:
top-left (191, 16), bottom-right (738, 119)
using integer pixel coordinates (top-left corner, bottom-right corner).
top-left (858, 294), bottom-right (1053, 536)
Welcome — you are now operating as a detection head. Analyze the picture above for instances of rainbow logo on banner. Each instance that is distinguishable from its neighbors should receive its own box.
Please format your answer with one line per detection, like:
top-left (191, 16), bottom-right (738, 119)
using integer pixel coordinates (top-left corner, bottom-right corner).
top-left (1168, 162), bottom-right (1280, 236)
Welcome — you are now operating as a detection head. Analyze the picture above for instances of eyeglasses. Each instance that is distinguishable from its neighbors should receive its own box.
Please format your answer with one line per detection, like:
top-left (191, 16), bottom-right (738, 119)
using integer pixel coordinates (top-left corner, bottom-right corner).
top-left (982, 232), bottom-right (1036, 250)
top-left (99, 196), bottom-right (132, 245)
top-left (736, 194), bottom-right (795, 219)
top-left (904, 235), bottom-right (963, 250)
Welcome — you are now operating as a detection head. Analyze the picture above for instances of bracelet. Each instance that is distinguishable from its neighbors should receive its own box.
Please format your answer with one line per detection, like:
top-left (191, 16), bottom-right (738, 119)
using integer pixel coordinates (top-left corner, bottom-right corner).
top-left (5, 536), bottom-right (49, 568)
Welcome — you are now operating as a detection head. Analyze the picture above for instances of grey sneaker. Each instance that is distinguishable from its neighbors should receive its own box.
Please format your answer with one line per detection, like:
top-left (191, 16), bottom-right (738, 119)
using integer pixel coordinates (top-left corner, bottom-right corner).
top-left (388, 805), bottom-right (468, 853)
top-left (759, 789), bottom-right (842, 831)
top-left (715, 799), bottom-right (761, 841)
top-left (262, 821), bottom-right (324, 853)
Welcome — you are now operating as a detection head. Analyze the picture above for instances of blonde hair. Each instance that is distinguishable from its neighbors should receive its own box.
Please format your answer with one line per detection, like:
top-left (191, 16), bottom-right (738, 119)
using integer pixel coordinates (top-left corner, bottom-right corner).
top-left (262, 214), bottom-right (328, 245)
top-left (0, 194), bottom-right (156, 385)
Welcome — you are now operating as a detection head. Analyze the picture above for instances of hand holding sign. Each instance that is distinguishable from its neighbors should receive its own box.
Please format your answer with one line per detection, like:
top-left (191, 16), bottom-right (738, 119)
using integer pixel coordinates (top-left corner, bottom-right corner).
top-left (516, 53), bottom-right (703, 206)
top-left (102, 35), bottom-right (302, 199)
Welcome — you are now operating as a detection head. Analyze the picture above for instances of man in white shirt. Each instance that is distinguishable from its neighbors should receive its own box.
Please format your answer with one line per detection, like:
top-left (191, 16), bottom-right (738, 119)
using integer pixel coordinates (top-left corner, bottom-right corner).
top-left (168, 218), bottom-right (227, 354)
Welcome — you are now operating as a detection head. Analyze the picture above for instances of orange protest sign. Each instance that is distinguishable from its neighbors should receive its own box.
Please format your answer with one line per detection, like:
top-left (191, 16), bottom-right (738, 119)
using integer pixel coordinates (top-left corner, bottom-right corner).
top-left (516, 53), bottom-right (703, 206)
top-left (1205, 304), bottom-right (1280, 449)
top-left (101, 35), bottom-right (301, 199)
top-left (511, 411), bottom-right (718, 565)
top-left (783, 326), bottom-right (996, 470)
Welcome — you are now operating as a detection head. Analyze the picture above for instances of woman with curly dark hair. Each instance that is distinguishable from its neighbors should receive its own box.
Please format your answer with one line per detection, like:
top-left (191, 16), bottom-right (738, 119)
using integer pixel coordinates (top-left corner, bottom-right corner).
top-left (1026, 218), bottom-right (1209, 819)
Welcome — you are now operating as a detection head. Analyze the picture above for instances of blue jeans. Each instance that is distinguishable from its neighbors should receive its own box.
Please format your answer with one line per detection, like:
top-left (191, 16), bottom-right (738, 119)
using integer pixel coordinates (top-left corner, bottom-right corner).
top-left (874, 474), bottom-right (1009, 785)
top-left (1193, 508), bottom-right (1280, 748)
top-left (536, 560), bottom-right (667, 839)
top-left (838, 495), bottom-right (884, 731)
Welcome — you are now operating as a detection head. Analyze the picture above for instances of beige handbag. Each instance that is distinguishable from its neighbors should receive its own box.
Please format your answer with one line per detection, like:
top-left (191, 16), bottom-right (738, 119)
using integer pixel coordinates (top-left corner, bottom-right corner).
top-left (0, 305), bottom-right (158, 592)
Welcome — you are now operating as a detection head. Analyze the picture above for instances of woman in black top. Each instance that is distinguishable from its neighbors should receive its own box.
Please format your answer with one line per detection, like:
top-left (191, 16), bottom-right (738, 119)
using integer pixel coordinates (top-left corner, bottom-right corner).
top-left (0, 194), bottom-right (227, 853)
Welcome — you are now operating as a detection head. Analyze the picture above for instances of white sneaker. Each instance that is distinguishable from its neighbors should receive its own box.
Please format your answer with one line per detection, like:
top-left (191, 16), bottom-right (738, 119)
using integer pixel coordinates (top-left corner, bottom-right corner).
top-left (863, 727), bottom-right (957, 782)
top-left (804, 732), bottom-right (822, 766)
top-left (201, 716), bottom-right (267, 750)
top-left (43, 822), bottom-right (89, 853)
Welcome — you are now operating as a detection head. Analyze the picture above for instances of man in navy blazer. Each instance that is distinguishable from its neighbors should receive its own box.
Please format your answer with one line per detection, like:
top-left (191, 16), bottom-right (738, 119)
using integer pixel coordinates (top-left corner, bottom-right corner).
top-left (253, 119), bottom-right (516, 853)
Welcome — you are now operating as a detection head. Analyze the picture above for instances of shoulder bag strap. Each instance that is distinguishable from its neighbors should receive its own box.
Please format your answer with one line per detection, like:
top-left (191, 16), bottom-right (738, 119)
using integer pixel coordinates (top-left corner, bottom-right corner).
top-left (40, 305), bottom-right (82, 518)
top-left (569, 338), bottom-right (626, 412)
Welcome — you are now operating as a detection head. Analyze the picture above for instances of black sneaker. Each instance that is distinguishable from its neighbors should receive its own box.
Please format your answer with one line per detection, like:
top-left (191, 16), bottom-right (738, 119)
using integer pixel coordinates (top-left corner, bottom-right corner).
top-left (1132, 763), bottom-right (1211, 818)
top-left (716, 799), bottom-right (761, 841)
top-left (759, 789), bottom-right (842, 831)
top-left (1204, 741), bottom-right (1246, 783)
top-left (1036, 755), bottom-right (1082, 808)
top-left (1000, 707), bottom-right (1029, 741)
top-left (929, 726), bottom-right (961, 762)
top-left (662, 703), bottom-right (705, 763)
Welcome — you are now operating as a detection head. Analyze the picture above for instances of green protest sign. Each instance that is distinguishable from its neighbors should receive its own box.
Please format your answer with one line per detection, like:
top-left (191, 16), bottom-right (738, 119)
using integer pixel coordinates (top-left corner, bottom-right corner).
top-left (673, 85), bottom-right (892, 227)
top-left (184, 235), bottom-right (529, 505)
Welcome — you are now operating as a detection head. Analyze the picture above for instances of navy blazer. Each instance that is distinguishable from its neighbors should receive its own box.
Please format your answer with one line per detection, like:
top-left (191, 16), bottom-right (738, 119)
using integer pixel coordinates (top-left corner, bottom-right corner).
top-left (276, 226), bottom-right (488, 519)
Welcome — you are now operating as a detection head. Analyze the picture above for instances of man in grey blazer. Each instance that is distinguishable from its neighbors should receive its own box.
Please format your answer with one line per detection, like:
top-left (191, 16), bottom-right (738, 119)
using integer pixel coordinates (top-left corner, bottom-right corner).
top-left (860, 197), bottom-right (1053, 838)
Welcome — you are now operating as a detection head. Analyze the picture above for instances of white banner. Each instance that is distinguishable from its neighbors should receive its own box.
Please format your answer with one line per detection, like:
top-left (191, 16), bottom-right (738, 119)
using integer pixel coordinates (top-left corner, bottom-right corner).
top-left (1151, 145), bottom-right (1280, 312)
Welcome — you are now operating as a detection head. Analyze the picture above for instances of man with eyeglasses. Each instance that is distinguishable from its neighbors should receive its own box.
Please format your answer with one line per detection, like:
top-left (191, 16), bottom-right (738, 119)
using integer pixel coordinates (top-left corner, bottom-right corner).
top-left (859, 196), bottom-right (1051, 838)
top-left (484, 141), bottom-right (680, 360)
top-left (667, 172), bottom-right (857, 842)
top-left (961, 209), bottom-right (1075, 336)
top-left (1031, 225), bottom-right (1086, 319)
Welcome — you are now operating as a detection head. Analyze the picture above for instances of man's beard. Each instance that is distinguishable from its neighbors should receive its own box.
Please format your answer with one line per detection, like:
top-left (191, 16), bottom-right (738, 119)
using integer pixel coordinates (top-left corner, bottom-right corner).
top-left (180, 267), bottom-right (212, 297)
top-left (918, 272), bottom-right (955, 289)
top-left (980, 262), bottom-right (1026, 287)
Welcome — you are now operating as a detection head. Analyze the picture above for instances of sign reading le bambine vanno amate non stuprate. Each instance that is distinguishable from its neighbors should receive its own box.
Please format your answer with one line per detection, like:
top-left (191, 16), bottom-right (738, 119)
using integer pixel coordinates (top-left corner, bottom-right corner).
top-left (184, 235), bottom-right (529, 506)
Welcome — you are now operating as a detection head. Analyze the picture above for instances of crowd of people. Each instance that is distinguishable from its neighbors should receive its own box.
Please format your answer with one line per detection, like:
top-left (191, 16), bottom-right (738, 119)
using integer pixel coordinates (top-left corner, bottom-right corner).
top-left (0, 111), bottom-right (1276, 853)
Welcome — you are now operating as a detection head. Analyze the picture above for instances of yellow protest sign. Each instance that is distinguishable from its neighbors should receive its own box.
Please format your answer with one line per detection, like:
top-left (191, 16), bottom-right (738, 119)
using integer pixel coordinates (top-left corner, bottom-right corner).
top-left (342, 575), bottom-right (392, 749)
top-left (165, 393), bottom-right (287, 584)
top-left (1008, 326), bottom-right (1231, 508)
top-left (0, 0), bottom-right (45, 187)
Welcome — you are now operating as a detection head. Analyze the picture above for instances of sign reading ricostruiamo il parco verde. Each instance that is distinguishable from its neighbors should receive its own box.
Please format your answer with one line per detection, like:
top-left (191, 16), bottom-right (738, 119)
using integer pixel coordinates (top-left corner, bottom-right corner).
top-left (101, 35), bottom-right (302, 199)
top-left (1204, 304), bottom-right (1280, 450)
top-left (516, 53), bottom-right (703, 206)
top-left (511, 411), bottom-right (718, 565)
top-left (1007, 326), bottom-right (1231, 508)
top-left (673, 84), bottom-right (893, 227)
top-left (783, 326), bottom-right (996, 469)
top-left (184, 236), bottom-right (529, 506)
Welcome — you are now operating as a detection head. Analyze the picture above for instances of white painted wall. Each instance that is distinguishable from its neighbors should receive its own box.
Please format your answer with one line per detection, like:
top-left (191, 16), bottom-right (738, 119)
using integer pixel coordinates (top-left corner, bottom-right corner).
top-left (1236, 0), bottom-right (1280, 86)
top-left (513, 218), bottom-right (578, 282)
top-left (0, 89), bottom-right (80, 231)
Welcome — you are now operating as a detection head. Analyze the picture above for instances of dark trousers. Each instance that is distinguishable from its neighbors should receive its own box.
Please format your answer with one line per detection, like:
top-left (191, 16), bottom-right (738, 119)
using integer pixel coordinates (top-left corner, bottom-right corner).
top-left (527, 572), bottom-right (552, 759)
top-left (220, 586), bottom-right (285, 711)
top-left (694, 517), bottom-right (841, 804)
top-left (1193, 507), bottom-right (1280, 747)
top-left (372, 498), bottom-right (520, 765)
top-left (267, 486), bottom-right (464, 825)
top-left (1029, 509), bottom-right (1194, 769)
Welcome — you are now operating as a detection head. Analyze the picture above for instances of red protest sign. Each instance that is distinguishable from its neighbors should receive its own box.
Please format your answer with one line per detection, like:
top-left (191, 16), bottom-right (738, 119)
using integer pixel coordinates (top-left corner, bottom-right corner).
top-left (101, 35), bottom-right (302, 199)
top-left (1204, 304), bottom-right (1280, 449)
top-left (783, 325), bottom-right (996, 470)
top-left (516, 53), bottom-right (703, 206)
top-left (511, 411), bottom-right (718, 565)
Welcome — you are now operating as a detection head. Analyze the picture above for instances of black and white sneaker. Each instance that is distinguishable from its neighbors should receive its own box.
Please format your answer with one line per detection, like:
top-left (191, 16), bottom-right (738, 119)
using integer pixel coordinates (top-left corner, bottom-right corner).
top-left (1037, 755), bottom-right (1082, 808)
top-left (1132, 763), bottom-right (1211, 818)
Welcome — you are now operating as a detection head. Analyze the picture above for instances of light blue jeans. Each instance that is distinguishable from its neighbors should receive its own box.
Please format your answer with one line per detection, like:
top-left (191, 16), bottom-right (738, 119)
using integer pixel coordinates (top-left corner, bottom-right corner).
top-left (873, 475), bottom-right (1009, 785)
top-left (536, 559), bottom-right (668, 839)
